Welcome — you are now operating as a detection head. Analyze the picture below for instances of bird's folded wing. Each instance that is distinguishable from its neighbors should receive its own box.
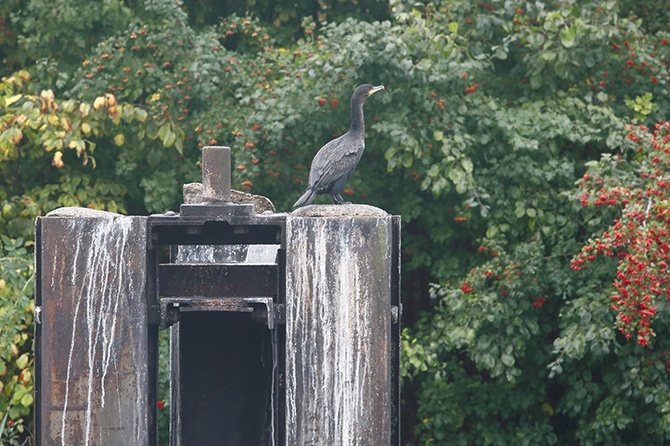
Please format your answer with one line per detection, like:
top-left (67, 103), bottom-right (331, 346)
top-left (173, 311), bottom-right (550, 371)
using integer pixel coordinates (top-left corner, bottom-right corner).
top-left (309, 137), bottom-right (363, 189)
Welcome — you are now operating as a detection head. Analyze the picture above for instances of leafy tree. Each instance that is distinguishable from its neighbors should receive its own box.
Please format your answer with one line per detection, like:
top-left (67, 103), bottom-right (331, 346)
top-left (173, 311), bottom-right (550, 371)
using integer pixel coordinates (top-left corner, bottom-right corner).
top-left (0, 0), bottom-right (143, 88)
top-left (183, 0), bottom-right (390, 34)
top-left (396, 1), bottom-right (670, 444)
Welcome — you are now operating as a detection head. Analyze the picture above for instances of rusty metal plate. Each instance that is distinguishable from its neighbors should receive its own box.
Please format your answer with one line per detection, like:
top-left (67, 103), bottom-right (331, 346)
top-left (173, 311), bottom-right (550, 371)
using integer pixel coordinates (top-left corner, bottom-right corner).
top-left (158, 264), bottom-right (278, 298)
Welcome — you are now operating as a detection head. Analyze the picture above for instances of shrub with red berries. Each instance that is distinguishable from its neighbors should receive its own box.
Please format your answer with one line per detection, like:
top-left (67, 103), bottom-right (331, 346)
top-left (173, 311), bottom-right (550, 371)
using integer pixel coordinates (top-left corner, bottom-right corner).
top-left (573, 122), bottom-right (670, 346)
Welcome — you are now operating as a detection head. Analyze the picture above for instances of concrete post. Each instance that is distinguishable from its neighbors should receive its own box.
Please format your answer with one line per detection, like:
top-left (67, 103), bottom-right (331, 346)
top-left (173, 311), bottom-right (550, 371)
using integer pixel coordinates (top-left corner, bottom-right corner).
top-left (285, 204), bottom-right (397, 445)
top-left (35, 208), bottom-right (150, 446)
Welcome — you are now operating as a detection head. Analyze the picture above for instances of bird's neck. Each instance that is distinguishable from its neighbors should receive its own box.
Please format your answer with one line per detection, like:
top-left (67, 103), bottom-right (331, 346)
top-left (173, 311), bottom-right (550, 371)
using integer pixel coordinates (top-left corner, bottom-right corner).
top-left (349, 100), bottom-right (365, 134)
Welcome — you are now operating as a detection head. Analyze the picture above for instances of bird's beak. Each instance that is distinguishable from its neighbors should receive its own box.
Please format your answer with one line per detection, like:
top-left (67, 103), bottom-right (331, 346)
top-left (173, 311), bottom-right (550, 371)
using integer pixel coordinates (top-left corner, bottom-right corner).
top-left (370, 85), bottom-right (385, 95)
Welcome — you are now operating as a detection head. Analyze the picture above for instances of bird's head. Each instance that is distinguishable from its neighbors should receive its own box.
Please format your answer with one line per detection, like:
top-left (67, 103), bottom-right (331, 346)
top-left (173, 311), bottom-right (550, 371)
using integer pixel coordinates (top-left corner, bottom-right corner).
top-left (354, 84), bottom-right (385, 99)
top-left (349, 84), bottom-right (385, 128)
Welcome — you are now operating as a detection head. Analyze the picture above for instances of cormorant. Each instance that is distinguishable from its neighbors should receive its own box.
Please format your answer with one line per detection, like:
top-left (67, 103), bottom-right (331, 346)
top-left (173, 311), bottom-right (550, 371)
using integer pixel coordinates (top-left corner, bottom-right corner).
top-left (293, 84), bottom-right (384, 208)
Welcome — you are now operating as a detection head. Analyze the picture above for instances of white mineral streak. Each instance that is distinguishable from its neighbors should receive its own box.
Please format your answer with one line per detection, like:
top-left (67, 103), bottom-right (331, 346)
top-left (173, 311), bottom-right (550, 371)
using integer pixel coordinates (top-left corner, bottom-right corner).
top-left (177, 244), bottom-right (218, 263)
top-left (286, 216), bottom-right (391, 445)
top-left (246, 244), bottom-right (279, 263)
top-left (59, 216), bottom-right (145, 446)
top-left (176, 244), bottom-right (278, 264)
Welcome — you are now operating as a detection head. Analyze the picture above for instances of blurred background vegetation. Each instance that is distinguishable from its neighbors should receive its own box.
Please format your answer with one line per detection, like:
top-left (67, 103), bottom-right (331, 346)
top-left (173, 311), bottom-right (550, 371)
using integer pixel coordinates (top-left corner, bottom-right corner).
top-left (2, 0), bottom-right (670, 444)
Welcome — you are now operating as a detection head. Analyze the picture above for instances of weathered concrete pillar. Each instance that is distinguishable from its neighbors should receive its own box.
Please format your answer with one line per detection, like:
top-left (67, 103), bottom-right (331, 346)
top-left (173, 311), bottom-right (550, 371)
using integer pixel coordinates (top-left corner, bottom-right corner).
top-left (285, 204), bottom-right (398, 445)
top-left (35, 208), bottom-right (150, 446)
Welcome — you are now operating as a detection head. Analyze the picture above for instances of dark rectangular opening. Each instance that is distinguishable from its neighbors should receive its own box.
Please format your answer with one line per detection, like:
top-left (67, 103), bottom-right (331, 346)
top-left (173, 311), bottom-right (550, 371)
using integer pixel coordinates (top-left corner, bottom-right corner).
top-left (176, 311), bottom-right (277, 445)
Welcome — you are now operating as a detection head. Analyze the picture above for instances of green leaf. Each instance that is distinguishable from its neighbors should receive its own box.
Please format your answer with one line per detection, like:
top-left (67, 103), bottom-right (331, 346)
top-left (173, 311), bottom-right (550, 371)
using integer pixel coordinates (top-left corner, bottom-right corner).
top-left (448, 167), bottom-right (467, 193)
top-left (530, 74), bottom-right (543, 90)
top-left (5, 94), bottom-right (23, 107)
top-left (162, 130), bottom-right (176, 148)
top-left (449, 22), bottom-right (458, 34)
top-left (401, 152), bottom-right (413, 168)
top-left (20, 392), bottom-right (33, 407)
top-left (515, 206), bottom-right (526, 218)
top-left (136, 108), bottom-right (148, 123)
top-left (501, 353), bottom-right (515, 367)
top-left (11, 385), bottom-right (27, 405)
top-left (416, 58), bottom-right (433, 70)
top-left (494, 47), bottom-right (508, 60)
top-left (16, 353), bottom-right (28, 369)
top-left (559, 26), bottom-right (576, 48)
top-left (147, 150), bottom-right (162, 167)
top-left (541, 51), bottom-right (557, 61)
top-left (146, 119), bottom-right (158, 139)
top-left (157, 123), bottom-right (170, 142)
top-left (461, 158), bottom-right (473, 173)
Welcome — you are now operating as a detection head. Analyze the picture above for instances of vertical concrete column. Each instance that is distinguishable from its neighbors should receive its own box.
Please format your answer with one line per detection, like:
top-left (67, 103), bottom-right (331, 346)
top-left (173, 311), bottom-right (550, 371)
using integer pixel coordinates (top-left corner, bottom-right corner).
top-left (285, 205), bottom-right (394, 445)
top-left (35, 208), bottom-right (149, 446)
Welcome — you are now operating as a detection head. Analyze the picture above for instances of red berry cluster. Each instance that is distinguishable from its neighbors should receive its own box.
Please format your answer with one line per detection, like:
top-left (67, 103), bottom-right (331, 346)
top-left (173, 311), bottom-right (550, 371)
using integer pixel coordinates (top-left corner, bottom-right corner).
top-left (460, 281), bottom-right (474, 293)
top-left (464, 84), bottom-right (479, 94)
top-left (531, 297), bottom-right (546, 308)
top-left (572, 122), bottom-right (670, 346)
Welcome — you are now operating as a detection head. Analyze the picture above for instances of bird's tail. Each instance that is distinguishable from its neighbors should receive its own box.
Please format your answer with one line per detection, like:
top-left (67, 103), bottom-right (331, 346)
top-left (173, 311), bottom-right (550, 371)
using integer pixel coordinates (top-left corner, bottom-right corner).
top-left (293, 188), bottom-right (317, 208)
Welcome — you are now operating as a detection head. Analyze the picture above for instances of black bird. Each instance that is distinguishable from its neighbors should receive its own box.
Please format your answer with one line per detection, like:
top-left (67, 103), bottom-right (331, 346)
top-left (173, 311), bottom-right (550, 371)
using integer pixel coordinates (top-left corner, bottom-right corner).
top-left (293, 84), bottom-right (384, 208)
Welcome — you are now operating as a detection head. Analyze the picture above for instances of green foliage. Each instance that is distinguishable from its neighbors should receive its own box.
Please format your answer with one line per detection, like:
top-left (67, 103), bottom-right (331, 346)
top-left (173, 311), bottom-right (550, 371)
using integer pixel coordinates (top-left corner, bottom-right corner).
top-left (0, 67), bottom-right (185, 223)
top-left (182, 0), bottom-right (390, 39)
top-left (394, 0), bottom-right (670, 444)
top-left (406, 242), bottom-right (559, 445)
top-left (0, 236), bottom-right (34, 444)
top-left (1, 0), bottom-right (140, 87)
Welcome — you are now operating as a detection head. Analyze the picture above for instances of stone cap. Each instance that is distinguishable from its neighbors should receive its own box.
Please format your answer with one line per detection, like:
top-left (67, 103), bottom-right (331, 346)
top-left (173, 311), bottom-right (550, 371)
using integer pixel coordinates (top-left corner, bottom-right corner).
top-left (45, 207), bottom-right (122, 218)
top-left (290, 204), bottom-right (388, 218)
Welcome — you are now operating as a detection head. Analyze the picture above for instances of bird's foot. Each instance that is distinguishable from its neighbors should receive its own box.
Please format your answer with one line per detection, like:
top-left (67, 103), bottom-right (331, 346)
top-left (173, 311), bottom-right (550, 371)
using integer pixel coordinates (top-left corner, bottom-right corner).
top-left (332, 195), bottom-right (352, 205)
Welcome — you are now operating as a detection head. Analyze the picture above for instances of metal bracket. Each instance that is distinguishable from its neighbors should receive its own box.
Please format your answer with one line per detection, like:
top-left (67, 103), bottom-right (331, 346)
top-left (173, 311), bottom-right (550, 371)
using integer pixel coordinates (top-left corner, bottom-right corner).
top-left (159, 296), bottom-right (282, 330)
top-left (391, 305), bottom-right (399, 325)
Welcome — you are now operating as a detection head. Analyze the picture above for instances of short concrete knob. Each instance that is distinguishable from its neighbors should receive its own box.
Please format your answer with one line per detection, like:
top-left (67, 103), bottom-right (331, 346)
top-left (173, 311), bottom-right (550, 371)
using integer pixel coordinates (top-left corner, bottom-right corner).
top-left (202, 146), bottom-right (231, 202)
